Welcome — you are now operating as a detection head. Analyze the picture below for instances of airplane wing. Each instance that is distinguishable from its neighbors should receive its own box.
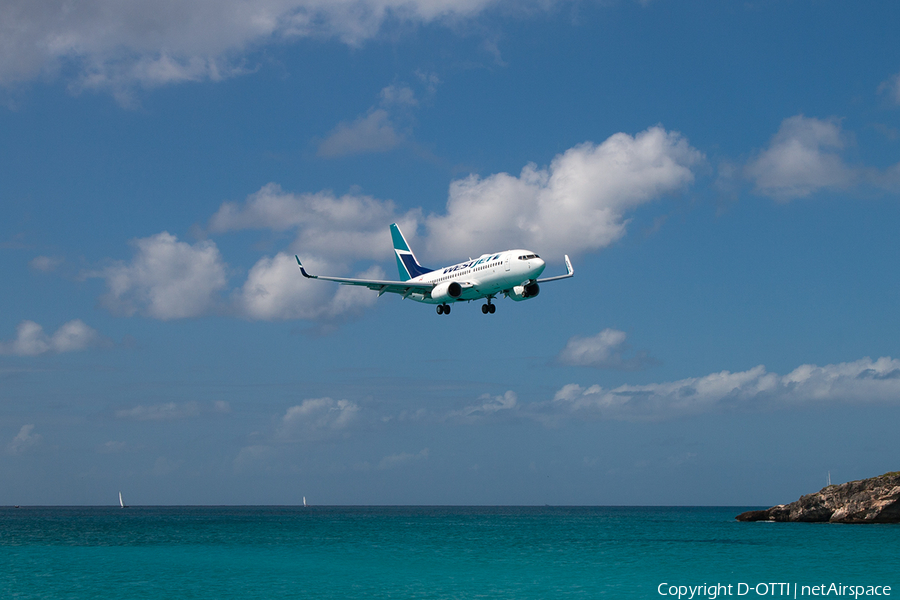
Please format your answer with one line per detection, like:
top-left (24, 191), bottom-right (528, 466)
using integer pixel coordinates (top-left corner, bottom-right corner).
top-left (296, 256), bottom-right (435, 297)
top-left (537, 255), bottom-right (574, 283)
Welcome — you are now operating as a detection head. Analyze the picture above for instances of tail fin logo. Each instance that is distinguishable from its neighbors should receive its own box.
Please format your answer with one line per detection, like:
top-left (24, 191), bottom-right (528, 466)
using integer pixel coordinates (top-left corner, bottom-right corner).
top-left (390, 223), bottom-right (432, 280)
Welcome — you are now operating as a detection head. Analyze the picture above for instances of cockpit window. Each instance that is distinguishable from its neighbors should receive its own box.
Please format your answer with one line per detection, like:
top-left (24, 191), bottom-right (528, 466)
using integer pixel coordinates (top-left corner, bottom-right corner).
top-left (518, 254), bottom-right (540, 260)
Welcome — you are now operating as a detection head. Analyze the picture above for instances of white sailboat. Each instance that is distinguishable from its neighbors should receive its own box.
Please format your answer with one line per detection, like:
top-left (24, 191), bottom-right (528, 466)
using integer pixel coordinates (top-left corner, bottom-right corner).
top-left (119, 491), bottom-right (127, 508)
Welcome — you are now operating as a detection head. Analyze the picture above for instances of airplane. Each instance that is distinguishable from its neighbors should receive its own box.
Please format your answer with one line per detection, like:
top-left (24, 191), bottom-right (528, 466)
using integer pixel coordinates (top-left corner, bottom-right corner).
top-left (295, 223), bottom-right (573, 315)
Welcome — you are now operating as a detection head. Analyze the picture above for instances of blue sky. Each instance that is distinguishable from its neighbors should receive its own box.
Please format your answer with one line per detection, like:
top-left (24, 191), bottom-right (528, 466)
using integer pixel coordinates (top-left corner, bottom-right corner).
top-left (2, 0), bottom-right (900, 506)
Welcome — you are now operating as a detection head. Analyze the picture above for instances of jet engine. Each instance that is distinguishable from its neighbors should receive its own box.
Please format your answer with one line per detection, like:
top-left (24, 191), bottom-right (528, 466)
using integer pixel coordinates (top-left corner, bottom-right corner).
top-left (509, 282), bottom-right (540, 301)
top-left (432, 281), bottom-right (462, 303)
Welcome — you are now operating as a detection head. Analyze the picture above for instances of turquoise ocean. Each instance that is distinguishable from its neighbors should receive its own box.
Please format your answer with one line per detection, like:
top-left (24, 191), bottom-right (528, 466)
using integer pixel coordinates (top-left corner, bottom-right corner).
top-left (2, 506), bottom-right (897, 599)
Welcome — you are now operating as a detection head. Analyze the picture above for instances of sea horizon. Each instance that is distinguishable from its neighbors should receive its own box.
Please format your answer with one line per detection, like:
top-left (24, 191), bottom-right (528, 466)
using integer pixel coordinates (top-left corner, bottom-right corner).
top-left (4, 505), bottom-right (896, 598)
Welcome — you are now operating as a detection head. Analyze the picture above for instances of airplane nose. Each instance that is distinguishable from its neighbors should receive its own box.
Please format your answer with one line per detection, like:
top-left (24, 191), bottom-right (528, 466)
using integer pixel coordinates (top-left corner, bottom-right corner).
top-left (533, 257), bottom-right (545, 275)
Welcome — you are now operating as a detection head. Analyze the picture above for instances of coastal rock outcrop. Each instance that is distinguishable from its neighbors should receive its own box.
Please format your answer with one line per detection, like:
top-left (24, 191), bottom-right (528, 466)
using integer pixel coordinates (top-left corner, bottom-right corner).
top-left (736, 471), bottom-right (900, 524)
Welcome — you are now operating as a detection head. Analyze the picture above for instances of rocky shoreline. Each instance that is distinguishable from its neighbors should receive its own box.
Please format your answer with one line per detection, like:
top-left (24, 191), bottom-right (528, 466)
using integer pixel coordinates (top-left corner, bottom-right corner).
top-left (736, 471), bottom-right (900, 523)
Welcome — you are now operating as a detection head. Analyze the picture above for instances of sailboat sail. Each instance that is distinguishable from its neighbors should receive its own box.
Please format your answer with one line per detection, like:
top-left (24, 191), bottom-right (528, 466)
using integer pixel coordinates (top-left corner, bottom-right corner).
top-left (303, 496), bottom-right (307, 507)
top-left (119, 491), bottom-right (125, 508)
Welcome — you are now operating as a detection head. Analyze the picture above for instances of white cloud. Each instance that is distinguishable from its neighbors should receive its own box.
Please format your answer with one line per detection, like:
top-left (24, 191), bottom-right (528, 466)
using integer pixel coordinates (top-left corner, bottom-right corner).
top-left (97, 232), bottom-right (228, 320)
top-left (317, 78), bottom-right (436, 158)
top-left (29, 255), bottom-right (63, 272)
top-left (236, 253), bottom-right (384, 320)
top-left (0, 0), bottom-right (508, 97)
top-left (425, 126), bottom-right (704, 260)
top-left (210, 183), bottom-right (424, 321)
top-left (8, 424), bottom-right (41, 454)
top-left (380, 83), bottom-right (418, 107)
top-left (278, 397), bottom-right (360, 438)
top-left (745, 115), bottom-right (856, 200)
top-left (317, 109), bottom-right (403, 157)
top-left (878, 71), bottom-right (900, 105)
top-left (0, 319), bottom-right (104, 356)
top-left (101, 129), bottom-right (701, 324)
top-left (552, 356), bottom-right (900, 421)
top-left (1, 321), bottom-right (53, 356)
top-left (116, 401), bottom-right (201, 421)
top-left (450, 390), bottom-right (518, 419)
top-left (204, 129), bottom-right (702, 322)
top-left (557, 329), bottom-right (655, 370)
top-left (51, 319), bottom-right (104, 352)
top-left (317, 78), bottom-right (429, 158)
top-left (209, 183), bottom-right (421, 261)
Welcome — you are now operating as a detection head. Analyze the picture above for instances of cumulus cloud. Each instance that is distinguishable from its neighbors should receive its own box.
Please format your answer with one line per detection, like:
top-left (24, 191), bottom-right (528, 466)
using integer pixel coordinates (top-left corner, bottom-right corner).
top-left (745, 115), bottom-right (857, 200)
top-left (236, 253), bottom-right (384, 320)
top-left (8, 424), bottom-right (41, 454)
top-left (316, 80), bottom-right (431, 157)
top-left (97, 232), bottom-right (228, 320)
top-left (317, 109), bottom-right (403, 157)
top-left (557, 329), bottom-right (656, 370)
top-left (91, 193), bottom-right (412, 322)
top-left (380, 83), bottom-right (418, 107)
top-left (425, 126), bottom-right (704, 260)
top-left (98, 128), bottom-right (701, 323)
top-left (552, 356), bottom-right (900, 421)
top-left (0, 319), bottom-right (104, 356)
top-left (278, 397), bottom-right (360, 439)
top-left (0, 0), bottom-right (507, 99)
top-left (209, 183), bottom-right (421, 261)
top-left (210, 183), bottom-right (424, 321)
top-left (116, 401), bottom-right (202, 421)
top-left (449, 390), bottom-right (518, 420)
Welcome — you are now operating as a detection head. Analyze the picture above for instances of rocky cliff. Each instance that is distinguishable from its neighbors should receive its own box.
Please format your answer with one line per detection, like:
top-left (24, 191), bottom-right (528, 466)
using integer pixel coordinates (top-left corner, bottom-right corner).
top-left (736, 471), bottom-right (900, 523)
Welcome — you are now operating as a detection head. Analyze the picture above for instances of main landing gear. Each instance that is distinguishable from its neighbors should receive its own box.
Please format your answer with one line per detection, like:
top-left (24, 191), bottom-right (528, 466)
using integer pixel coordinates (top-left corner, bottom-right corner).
top-left (436, 302), bottom-right (495, 315)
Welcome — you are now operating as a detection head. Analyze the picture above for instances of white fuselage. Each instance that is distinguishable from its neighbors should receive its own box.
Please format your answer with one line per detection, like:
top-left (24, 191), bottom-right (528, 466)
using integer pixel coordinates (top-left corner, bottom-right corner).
top-left (295, 222), bottom-right (571, 315)
top-left (407, 250), bottom-right (545, 304)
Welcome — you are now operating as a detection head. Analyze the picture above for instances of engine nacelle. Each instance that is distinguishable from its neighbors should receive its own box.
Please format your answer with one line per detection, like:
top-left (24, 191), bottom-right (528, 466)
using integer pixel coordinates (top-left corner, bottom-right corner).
top-left (509, 282), bottom-right (540, 301)
top-left (432, 281), bottom-right (462, 303)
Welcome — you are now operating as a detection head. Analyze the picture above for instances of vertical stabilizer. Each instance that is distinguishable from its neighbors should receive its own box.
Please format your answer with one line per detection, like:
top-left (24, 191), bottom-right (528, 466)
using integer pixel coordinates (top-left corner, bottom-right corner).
top-left (390, 223), bottom-right (432, 280)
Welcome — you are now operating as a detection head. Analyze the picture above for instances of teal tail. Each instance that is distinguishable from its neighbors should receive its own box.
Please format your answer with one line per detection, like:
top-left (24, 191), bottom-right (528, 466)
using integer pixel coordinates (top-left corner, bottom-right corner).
top-left (391, 224), bottom-right (432, 280)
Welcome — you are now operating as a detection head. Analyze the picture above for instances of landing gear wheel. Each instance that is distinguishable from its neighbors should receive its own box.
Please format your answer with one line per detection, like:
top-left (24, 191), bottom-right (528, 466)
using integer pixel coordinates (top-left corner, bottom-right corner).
top-left (436, 305), bottom-right (444, 315)
top-left (443, 304), bottom-right (451, 314)
top-left (489, 303), bottom-right (496, 314)
top-left (482, 304), bottom-right (489, 314)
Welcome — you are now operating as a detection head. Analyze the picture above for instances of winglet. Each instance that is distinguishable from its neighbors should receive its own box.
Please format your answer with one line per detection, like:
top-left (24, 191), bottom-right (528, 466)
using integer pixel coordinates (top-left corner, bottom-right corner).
top-left (295, 255), bottom-right (315, 279)
top-left (536, 255), bottom-right (574, 283)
